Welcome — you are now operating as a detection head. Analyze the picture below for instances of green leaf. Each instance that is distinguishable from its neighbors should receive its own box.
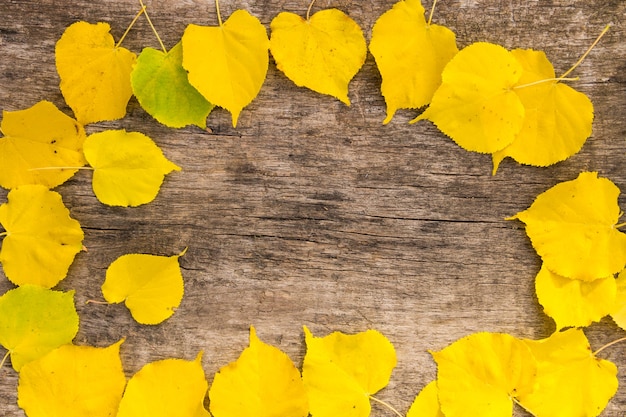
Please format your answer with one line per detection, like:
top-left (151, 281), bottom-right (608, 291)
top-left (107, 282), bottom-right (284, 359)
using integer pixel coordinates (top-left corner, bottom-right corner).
top-left (0, 286), bottom-right (79, 371)
top-left (131, 42), bottom-right (214, 128)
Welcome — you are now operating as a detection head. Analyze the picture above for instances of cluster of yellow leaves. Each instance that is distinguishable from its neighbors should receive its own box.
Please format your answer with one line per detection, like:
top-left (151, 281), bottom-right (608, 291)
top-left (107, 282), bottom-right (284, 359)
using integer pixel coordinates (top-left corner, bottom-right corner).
top-left (5, 325), bottom-right (398, 417)
top-left (411, 329), bottom-right (618, 417)
top-left (413, 37), bottom-right (597, 173)
top-left (510, 172), bottom-right (626, 330)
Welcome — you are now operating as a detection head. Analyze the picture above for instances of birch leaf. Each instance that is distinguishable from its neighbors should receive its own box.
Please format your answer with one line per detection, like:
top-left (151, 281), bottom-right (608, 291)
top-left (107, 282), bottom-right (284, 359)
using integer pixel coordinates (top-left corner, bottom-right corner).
top-left (431, 332), bottom-right (537, 417)
top-left (0, 286), bottom-right (78, 371)
top-left (510, 172), bottom-right (626, 281)
top-left (0, 100), bottom-right (86, 189)
top-left (369, 0), bottom-right (458, 123)
top-left (302, 326), bottom-right (397, 417)
top-left (116, 353), bottom-right (210, 417)
top-left (0, 185), bottom-right (84, 288)
top-left (101, 251), bottom-right (186, 325)
top-left (270, 8), bottom-right (366, 105)
top-left (131, 42), bottom-right (214, 128)
top-left (492, 49), bottom-right (594, 173)
top-left (182, 9), bottom-right (269, 127)
top-left (17, 341), bottom-right (126, 417)
top-left (55, 21), bottom-right (136, 125)
top-left (535, 264), bottom-right (616, 330)
top-left (83, 129), bottom-right (180, 207)
top-left (519, 329), bottom-right (618, 417)
top-left (412, 42), bottom-right (524, 153)
top-left (209, 326), bottom-right (309, 417)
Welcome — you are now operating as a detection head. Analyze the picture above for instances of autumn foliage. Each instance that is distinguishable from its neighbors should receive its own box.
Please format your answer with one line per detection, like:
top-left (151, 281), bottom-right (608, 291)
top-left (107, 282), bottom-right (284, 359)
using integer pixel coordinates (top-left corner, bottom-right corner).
top-left (0, 0), bottom-right (623, 416)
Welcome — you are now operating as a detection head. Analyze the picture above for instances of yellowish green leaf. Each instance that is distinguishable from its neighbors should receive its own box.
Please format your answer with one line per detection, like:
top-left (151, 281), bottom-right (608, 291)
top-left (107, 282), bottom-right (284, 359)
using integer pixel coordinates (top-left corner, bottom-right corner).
top-left (270, 8), bottom-right (366, 105)
top-left (406, 381), bottom-right (444, 417)
top-left (0, 286), bottom-right (78, 371)
top-left (519, 329), bottom-right (618, 417)
top-left (17, 341), bottom-right (126, 417)
top-left (0, 185), bottom-right (84, 288)
top-left (83, 129), bottom-right (180, 207)
top-left (610, 268), bottom-right (626, 330)
top-left (412, 42), bottom-right (524, 153)
top-left (492, 49), bottom-right (594, 173)
top-left (101, 251), bottom-right (185, 325)
top-left (131, 42), bottom-right (214, 128)
top-left (369, 0), bottom-right (458, 123)
top-left (302, 326), bottom-right (397, 417)
top-left (182, 10), bottom-right (269, 127)
top-left (510, 171), bottom-right (626, 281)
top-left (209, 326), bottom-right (308, 417)
top-left (55, 21), bottom-right (136, 124)
top-left (535, 263), bottom-right (616, 330)
top-left (431, 332), bottom-right (537, 417)
top-left (0, 100), bottom-right (86, 189)
top-left (116, 352), bottom-right (210, 417)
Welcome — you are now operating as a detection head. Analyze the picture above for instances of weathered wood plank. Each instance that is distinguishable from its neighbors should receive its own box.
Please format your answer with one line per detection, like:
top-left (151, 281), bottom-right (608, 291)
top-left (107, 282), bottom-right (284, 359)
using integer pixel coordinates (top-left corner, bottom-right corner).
top-left (1, 0), bottom-right (626, 415)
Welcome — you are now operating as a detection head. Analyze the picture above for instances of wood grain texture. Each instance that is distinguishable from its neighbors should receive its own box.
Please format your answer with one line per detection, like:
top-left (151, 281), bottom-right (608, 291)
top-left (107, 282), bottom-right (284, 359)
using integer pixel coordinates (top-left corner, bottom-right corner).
top-left (1, 0), bottom-right (625, 415)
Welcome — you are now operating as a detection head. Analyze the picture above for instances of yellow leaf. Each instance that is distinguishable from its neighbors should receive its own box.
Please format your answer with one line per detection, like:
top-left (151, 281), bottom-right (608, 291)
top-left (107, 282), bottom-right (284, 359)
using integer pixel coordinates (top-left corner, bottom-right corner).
top-left (270, 8), bottom-right (366, 105)
top-left (0, 101), bottom-right (86, 189)
top-left (209, 326), bottom-right (308, 417)
top-left (0, 185), bottom-right (84, 288)
top-left (369, 0), bottom-right (458, 123)
top-left (535, 263), bottom-right (616, 330)
top-left (431, 332), bottom-right (537, 417)
top-left (492, 49), bottom-right (594, 173)
top-left (518, 329), bottom-right (618, 417)
top-left (83, 129), bottom-right (180, 207)
top-left (182, 10), bottom-right (269, 127)
top-left (412, 42), bottom-right (524, 153)
top-left (55, 21), bottom-right (136, 125)
top-left (406, 381), bottom-right (445, 417)
top-left (17, 341), bottom-right (126, 417)
top-left (610, 268), bottom-right (626, 330)
top-left (510, 172), bottom-right (626, 281)
top-left (101, 251), bottom-right (185, 325)
top-left (302, 326), bottom-right (397, 417)
top-left (0, 286), bottom-right (78, 371)
top-left (116, 353), bottom-right (210, 417)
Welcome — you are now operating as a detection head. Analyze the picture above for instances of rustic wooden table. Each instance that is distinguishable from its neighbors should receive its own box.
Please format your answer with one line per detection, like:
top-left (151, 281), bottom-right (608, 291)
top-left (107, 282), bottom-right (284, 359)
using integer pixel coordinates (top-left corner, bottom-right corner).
top-left (1, 0), bottom-right (625, 415)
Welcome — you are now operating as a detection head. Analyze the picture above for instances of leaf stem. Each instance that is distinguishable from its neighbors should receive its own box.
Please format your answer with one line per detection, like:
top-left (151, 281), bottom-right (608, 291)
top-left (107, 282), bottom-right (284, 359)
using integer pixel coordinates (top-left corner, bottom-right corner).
top-left (615, 222), bottom-right (626, 229)
top-left (593, 336), bottom-right (626, 356)
top-left (0, 350), bottom-right (10, 369)
top-left (116, 5), bottom-right (147, 48)
top-left (0, 232), bottom-right (7, 238)
top-left (306, 0), bottom-right (317, 21)
top-left (513, 76), bottom-right (579, 90)
top-left (85, 299), bottom-right (109, 305)
top-left (559, 24), bottom-right (610, 79)
top-left (369, 395), bottom-right (403, 417)
top-left (140, 0), bottom-right (166, 53)
top-left (427, 0), bottom-right (438, 26)
top-left (27, 166), bottom-right (94, 171)
top-left (215, 0), bottom-right (223, 27)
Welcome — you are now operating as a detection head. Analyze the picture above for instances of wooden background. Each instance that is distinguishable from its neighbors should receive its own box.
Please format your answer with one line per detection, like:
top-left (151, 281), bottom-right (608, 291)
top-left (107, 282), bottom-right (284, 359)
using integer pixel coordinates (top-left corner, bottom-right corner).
top-left (1, 0), bottom-right (626, 415)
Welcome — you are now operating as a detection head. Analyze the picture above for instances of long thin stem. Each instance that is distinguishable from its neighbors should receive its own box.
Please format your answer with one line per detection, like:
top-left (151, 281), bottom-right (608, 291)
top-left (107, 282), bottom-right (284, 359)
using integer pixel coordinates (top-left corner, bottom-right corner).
top-left (140, 0), bottom-right (166, 53)
top-left (559, 24), bottom-right (610, 79)
top-left (427, 0), bottom-right (438, 26)
top-left (306, 0), bottom-right (317, 21)
top-left (0, 350), bottom-right (10, 369)
top-left (513, 76), bottom-right (579, 90)
top-left (215, 0), bottom-right (223, 26)
top-left (28, 166), bottom-right (94, 171)
top-left (369, 395), bottom-right (403, 417)
top-left (85, 299), bottom-right (109, 305)
top-left (594, 336), bottom-right (626, 356)
top-left (0, 232), bottom-right (7, 238)
top-left (116, 5), bottom-right (147, 48)
top-left (615, 222), bottom-right (626, 229)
